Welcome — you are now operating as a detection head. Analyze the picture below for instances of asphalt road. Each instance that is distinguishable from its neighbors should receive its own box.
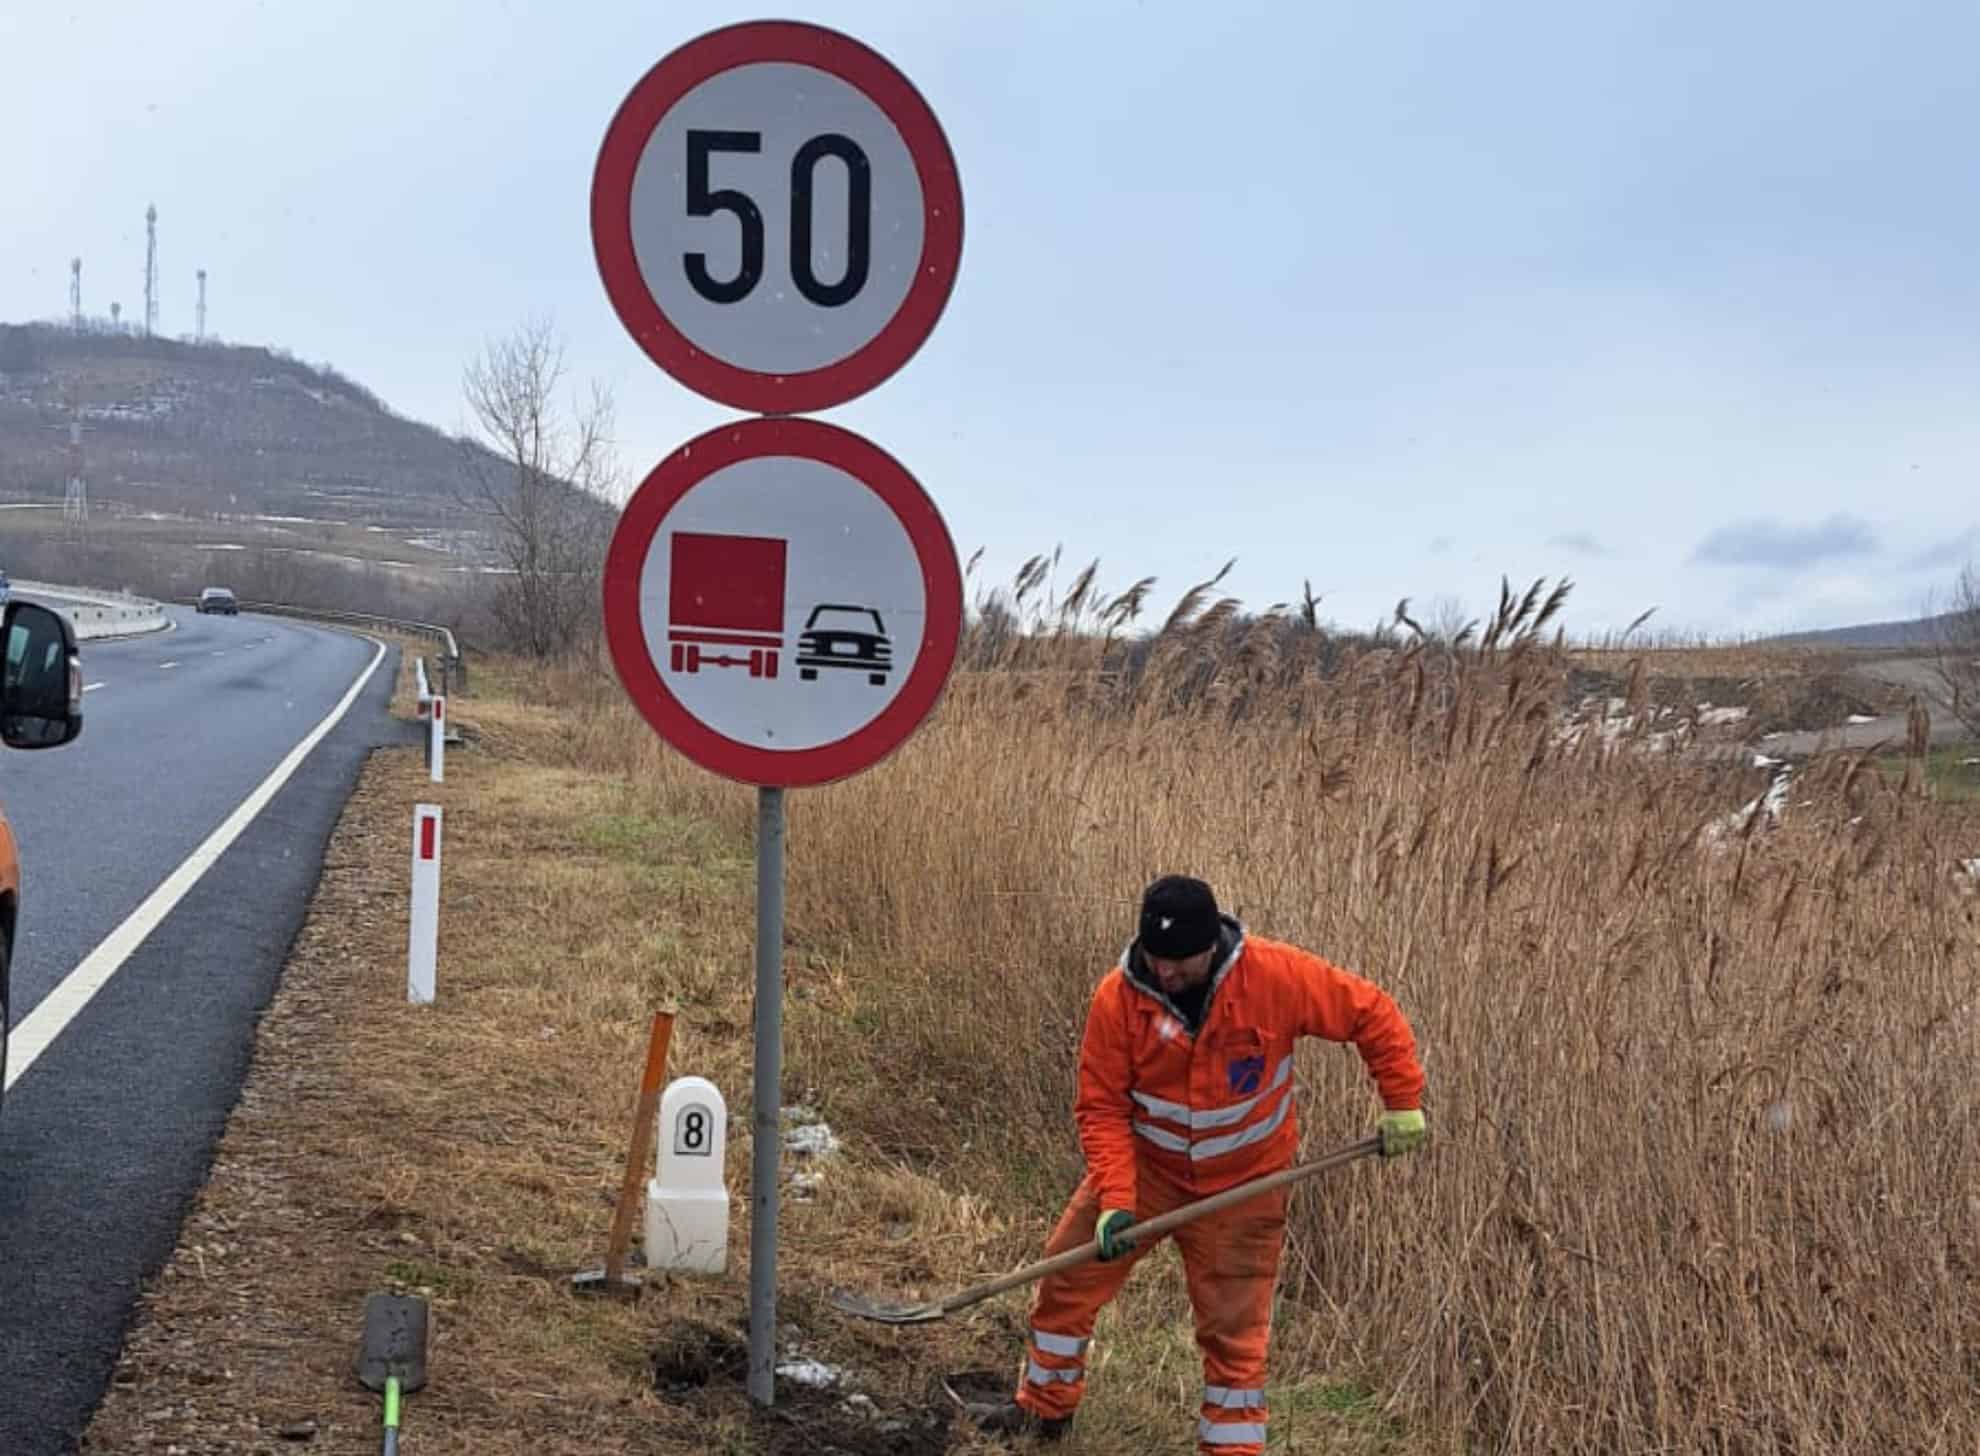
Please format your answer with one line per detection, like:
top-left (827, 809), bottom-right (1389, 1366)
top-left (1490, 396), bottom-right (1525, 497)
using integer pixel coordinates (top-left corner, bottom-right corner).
top-left (1759, 656), bottom-right (1973, 757)
top-left (0, 608), bottom-right (413, 1455)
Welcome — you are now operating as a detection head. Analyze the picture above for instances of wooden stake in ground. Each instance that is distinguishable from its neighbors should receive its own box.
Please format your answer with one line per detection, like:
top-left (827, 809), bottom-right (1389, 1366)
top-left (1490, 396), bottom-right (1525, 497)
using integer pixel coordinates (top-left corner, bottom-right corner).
top-left (572, 1010), bottom-right (675, 1299)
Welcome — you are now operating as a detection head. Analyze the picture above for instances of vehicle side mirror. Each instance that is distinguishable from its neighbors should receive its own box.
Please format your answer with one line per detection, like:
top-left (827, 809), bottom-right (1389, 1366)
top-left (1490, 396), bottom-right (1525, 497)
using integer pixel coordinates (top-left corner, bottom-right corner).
top-left (1, 600), bottom-right (84, 749)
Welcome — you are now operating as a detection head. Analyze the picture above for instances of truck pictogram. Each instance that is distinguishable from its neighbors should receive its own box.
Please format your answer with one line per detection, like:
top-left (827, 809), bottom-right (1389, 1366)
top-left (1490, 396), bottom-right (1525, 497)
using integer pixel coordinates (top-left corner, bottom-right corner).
top-left (666, 531), bottom-right (787, 679)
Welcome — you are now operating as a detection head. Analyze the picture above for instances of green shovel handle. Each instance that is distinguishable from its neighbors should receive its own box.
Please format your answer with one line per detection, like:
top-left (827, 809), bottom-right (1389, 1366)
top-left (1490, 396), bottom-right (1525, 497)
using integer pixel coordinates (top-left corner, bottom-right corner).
top-left (382, 1374), bottom-right (401, 1456)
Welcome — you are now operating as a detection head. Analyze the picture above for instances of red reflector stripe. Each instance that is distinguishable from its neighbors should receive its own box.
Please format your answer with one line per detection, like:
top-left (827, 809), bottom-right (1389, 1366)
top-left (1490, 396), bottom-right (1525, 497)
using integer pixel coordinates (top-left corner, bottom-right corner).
top-left (420, 817), bottom-right (437, 860)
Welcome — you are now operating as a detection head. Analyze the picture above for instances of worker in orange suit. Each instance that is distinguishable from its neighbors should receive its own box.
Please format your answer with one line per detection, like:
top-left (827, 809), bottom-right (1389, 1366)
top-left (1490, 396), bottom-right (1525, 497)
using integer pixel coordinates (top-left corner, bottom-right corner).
top-left (972, 875), bottom-right (1427, 1453)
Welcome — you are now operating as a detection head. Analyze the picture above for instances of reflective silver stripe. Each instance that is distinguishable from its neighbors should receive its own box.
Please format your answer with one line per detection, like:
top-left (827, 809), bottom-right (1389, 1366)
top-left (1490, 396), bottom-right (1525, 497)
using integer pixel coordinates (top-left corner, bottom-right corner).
top-left (1136, 1088), bottom-right (1293, 1161)
top-left (1189, 1058), bottom-right (1292, 1129)
top-left (1027, 1360), bottom-right (1081, 1386)
top-left (1129, 1086), bottom-right (1194, 1125)
top-left (1031, 1328), bottom-right (1089, 1359)
top-left (1132, 1119), bottom-right (1191, 1153)
top-left (1199, 1418), bottom-right (1269, 1445)
top-left (1191, 1094), bottom-right (1292, 1160)
top-left (1204, 1386), bottom-right (1265, 1409)
top-left (1130, 1056), bottom-right (1290, 1130)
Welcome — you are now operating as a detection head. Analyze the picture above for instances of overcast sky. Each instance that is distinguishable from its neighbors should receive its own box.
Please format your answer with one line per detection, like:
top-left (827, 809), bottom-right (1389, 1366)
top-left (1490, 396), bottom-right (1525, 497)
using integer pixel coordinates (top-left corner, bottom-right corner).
top-left (4, 0), bottom-right (1976, 637)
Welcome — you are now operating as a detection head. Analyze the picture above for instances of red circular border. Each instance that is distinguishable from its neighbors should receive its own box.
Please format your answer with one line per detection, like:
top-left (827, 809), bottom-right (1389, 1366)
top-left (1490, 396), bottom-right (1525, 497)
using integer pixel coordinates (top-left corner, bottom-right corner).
top-left (591, 21), bottom-right (964, 414)
top-left (602, 418), bottom-right (963, 788)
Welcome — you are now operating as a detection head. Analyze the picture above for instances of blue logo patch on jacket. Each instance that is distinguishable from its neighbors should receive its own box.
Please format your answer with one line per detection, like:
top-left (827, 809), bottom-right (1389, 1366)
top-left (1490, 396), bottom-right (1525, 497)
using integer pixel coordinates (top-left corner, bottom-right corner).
top-left (1227, 1055), bottom-right (1265, 1095)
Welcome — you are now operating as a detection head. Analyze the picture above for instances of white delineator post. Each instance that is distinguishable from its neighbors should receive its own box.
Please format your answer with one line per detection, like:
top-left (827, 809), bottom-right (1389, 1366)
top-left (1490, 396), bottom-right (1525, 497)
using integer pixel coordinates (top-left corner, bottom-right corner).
top-left (429, 694), bottom-right (446, 783)
top-left (408, 804), bottom-right (442, 1004)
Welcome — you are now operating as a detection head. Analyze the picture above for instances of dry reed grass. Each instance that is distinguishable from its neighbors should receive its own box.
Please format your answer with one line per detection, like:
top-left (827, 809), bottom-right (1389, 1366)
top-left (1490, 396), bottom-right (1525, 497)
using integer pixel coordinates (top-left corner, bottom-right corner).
top-left (522, 561), bottom-right (1980, 1453)
top-left (83, 561), bottom-right (1980, 1456)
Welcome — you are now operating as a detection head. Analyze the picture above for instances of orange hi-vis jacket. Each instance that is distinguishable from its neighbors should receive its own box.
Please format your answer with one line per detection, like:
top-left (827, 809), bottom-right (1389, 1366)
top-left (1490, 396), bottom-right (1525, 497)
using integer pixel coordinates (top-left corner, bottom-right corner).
top-left (1074, 918), bottom-right (1424, 1211)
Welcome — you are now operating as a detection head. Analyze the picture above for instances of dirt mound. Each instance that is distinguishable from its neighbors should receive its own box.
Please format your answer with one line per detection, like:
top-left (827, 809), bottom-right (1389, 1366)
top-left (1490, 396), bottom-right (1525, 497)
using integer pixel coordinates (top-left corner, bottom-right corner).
top-left (650, 1318), bottom-right (959, 1455)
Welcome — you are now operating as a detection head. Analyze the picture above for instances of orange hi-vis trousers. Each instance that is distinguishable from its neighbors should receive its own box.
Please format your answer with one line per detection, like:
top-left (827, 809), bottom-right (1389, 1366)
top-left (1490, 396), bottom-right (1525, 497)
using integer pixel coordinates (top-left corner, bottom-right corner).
top-left (1012, 1160), bottom-right (1287, 1455)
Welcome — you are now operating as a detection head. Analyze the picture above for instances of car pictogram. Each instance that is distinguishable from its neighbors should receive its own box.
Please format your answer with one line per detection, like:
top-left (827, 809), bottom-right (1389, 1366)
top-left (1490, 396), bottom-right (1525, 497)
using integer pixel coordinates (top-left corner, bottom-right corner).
top-left (796, 604), bottom-right (891, 686)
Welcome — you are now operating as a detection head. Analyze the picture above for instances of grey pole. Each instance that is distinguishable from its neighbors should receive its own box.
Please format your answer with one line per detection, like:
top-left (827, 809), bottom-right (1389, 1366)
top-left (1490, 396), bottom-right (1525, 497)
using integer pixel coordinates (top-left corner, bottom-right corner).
top-left (748, 785), bottom-right (786, 1407)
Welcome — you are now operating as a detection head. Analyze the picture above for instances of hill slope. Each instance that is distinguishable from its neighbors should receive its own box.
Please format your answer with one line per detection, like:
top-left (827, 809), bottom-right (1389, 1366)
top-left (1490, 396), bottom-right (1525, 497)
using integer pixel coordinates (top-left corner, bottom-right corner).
top-left (0, 322), bottom-right (489, 529)
top-left (1766, 611), bottom-right (1964, 650)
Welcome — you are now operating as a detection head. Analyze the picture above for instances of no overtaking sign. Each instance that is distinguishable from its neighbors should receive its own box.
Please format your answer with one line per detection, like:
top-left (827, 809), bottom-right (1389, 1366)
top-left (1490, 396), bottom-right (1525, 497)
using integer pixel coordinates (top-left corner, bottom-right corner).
top-left (602, 417), bottom-right (962, 788)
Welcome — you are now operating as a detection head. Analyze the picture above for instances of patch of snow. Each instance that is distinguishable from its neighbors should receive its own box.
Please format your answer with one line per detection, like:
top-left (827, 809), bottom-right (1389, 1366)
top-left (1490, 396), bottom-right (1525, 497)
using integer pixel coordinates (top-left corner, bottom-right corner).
top-left (775, 1359), bottom-right (841, 1389)
top-left (1697, 705), bottom-right (1749, 727)
top-left (790, 1170), bottom-right (825, 1197)
top-left (784, 1123), bottom-right (840, 1159)
top-left (193, 543), bottom-right (247, 551)
top-left (1846, 714), bottom-right (1877, 725)
top-left (1960, 859), bottom-right (1980, 882)
top-left (1705, 765), bottom-right (1794, 848)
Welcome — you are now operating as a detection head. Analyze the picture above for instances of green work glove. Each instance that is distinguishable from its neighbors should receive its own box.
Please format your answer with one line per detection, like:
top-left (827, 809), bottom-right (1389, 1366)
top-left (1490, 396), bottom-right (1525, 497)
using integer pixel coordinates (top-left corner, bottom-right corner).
top-left (1095, 1209), bottom-right (1137, 1261)
top-left (1377, 1108), bottom-right (1426, 1158)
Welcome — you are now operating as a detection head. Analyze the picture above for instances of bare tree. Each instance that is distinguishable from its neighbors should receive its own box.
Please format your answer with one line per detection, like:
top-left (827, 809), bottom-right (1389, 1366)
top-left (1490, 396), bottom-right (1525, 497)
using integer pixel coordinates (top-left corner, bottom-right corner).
top-left (458, 318), bottom-right (617, 658)
top-left (1931, 560), bottom-right (1980, 737)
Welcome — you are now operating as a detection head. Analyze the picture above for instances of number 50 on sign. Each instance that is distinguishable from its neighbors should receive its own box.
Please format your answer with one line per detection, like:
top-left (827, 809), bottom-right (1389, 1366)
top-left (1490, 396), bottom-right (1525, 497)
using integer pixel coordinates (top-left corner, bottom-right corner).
top-left (591, 20), bottom-right (964, 414)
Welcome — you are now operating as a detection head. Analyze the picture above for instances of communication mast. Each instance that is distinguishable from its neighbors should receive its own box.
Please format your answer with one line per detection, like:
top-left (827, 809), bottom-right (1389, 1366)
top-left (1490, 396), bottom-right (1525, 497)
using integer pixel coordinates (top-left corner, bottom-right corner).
top-left (47, 392), bottom-right (90, 544)
top-left (144, 204), bottom-right (159, 337)
top-left (196, 269), bottom-right (207, 342)
top-left (70, 259), bottom-right (82, 331)
top-left (62, 414), bottom-right (89, 543)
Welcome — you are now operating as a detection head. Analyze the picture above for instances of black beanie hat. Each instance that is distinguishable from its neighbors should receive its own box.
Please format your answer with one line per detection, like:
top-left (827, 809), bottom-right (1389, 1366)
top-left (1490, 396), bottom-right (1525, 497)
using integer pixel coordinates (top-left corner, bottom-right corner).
top-left (1139, 875), bottom-right (1220, 958)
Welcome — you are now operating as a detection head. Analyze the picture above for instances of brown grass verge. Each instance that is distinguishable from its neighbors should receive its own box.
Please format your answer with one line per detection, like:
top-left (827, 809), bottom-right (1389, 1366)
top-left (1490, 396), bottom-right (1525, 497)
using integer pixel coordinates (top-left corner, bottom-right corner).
top-left (85, 660), bottom-right (1398, 1456)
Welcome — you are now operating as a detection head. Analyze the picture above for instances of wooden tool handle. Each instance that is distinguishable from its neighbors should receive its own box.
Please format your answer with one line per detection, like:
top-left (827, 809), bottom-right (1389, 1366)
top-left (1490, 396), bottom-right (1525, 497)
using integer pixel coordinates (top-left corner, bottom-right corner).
top-left (939, 1133), bottom-right (1383, 1316)
top-left (605, 1011), bottom-right (675, 1282)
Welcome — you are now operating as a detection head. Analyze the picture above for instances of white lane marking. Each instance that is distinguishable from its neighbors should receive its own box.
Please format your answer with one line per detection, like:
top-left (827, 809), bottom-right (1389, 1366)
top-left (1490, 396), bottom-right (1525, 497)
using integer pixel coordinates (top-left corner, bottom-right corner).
top-left (84, 682), bottom-right (105, 693)
top-left (5, 638), bottom-right (387, 1094)
top-left (159, 661), bottom-right (179, 670)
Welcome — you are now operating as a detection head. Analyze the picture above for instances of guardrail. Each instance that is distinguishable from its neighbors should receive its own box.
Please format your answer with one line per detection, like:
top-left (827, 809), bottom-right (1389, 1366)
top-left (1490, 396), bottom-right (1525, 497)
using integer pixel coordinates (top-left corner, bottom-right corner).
top-left (14, 579), bottom-right (170, 640)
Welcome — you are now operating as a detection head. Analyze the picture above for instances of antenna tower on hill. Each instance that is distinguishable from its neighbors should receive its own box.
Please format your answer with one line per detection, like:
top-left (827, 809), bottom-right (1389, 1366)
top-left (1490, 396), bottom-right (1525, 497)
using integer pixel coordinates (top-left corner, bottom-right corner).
top-left (196, 269), bottom-right (208, 342)
top-left (144, 204), bottom-right (159, 337)
top-left (70, 258), bottom-right (82, 331)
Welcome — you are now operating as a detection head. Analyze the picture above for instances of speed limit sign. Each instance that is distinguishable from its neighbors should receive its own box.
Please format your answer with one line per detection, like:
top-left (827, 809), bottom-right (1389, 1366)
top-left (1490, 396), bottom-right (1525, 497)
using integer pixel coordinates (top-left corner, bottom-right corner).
top-left (591, 20), bottom-right (964, 413)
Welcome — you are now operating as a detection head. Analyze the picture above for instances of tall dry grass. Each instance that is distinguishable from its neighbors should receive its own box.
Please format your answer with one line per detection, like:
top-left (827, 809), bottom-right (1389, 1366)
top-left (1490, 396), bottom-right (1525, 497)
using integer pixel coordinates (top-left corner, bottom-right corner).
top-left (523, 562), bottom-right (1980, 1453)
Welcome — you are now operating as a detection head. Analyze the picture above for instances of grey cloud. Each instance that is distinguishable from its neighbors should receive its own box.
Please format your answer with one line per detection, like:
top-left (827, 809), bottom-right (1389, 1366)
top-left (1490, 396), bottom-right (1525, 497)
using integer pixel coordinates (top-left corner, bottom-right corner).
top-left (1906, 526), bottom-right (1978, 571)
top-left (1690, 513), bottom-right (1879, 569)
top-left (1546, 531), bottom-right (1609, 557)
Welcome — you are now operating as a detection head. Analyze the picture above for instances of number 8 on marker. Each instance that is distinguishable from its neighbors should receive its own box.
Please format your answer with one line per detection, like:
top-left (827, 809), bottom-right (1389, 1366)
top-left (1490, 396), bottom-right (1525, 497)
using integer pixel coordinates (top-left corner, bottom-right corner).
top-left (676, 1105), bottom-right (711, 1156)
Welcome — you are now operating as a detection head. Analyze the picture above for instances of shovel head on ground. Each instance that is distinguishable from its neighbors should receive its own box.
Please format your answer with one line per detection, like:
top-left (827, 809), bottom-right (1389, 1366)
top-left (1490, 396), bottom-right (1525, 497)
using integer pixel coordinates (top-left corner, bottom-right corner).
top-left (357, 1294), bottom-right (430, 1395)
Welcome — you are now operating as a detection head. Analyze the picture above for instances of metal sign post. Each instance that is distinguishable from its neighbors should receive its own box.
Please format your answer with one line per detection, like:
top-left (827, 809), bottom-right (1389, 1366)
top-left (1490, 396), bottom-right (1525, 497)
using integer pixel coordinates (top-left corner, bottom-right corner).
top-left (749, 785), bottom-right (785, 1403)
top-left (592, 18), bottom-right (963, 1411)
